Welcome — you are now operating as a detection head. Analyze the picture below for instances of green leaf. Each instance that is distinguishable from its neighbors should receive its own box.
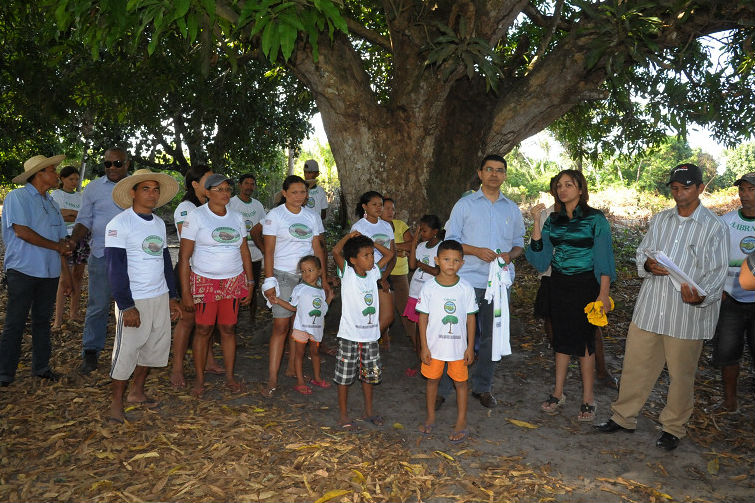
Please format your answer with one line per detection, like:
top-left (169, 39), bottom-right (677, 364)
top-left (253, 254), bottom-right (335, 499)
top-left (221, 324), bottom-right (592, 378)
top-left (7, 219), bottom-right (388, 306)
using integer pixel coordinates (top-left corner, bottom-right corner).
top-left (177, 16), bottom-right (188, 39)
top-left (261, 20), bottom-right (276, 59)
top-left (173, 0), bottom-right (191, 19)
top-left (187, 13), bottom-right (199, 42)
top-left (278, 22), bottom-right (297, 61)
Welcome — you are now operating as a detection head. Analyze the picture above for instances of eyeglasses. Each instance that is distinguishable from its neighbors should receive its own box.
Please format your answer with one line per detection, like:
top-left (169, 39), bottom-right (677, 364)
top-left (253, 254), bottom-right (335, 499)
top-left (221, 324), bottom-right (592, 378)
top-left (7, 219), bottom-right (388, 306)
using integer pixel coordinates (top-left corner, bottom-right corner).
top-left (103, 160), bottom-right (125, 168)
top-left (209, 187), bottom-right (233, 193)
top-left (482, 167), bottom-right (505, 174)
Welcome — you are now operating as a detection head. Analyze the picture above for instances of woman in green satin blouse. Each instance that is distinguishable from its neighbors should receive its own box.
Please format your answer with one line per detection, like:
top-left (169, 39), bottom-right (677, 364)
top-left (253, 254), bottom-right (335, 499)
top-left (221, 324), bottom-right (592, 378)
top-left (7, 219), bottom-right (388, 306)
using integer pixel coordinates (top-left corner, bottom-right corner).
top-left (525, 169), bottom-right (616, 422)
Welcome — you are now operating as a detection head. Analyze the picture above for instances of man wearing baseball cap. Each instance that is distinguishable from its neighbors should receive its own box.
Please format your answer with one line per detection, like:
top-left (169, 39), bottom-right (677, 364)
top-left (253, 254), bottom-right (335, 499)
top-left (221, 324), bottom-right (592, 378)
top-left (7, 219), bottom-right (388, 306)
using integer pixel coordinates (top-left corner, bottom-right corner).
top-left (0, 155), bottom-right (72, 386)
top-left (709, 172), bottom-right (755, 413)
top-left (104, 169), bottom-right (182, 422)
top-left (596, 163), bottom-right (729, 451)
top-left (303, 159), bottom-right (328, 221)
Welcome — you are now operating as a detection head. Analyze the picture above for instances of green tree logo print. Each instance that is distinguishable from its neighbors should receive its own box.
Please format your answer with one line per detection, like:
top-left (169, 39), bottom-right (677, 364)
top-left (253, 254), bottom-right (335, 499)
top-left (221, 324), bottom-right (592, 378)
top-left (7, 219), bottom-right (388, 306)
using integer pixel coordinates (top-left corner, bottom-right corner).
top-left (442, 300), bottom-right (458, 334)
top-left (362, 293), bottom-right (376, 324)
top-left (309, 297), bottom-right (323, 323)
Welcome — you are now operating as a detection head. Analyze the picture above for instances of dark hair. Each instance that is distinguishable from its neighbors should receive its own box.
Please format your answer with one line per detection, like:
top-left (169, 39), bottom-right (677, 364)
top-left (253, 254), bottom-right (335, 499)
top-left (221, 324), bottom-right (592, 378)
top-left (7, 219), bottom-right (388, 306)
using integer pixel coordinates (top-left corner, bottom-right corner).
top-left (437, 239), bottom-right (463, 256)
top-left (419, 214), bottom-right (445, 240)
top-left (553, 169), bottom-right (590, 212)
top-left (105, 147), bottom-right (130, 160)
top-left (58, 165), bottom-right (79, 189)
top-left (479, 154), bottom-right (507, 171)
top-left (383, 197), bottom-right (394, 205)
top-left (238, 173), bottom-right (256, 184)
top-left (277, 175), bottom-right (307, 206)
top-left (298, 255), bottom-right (321, 271)
top-left (343, 235), bottom-right (374, 268)
top-left (355, 190), bottom-right (383, 218)
top-left (182, 164), bottom-right (212, 206)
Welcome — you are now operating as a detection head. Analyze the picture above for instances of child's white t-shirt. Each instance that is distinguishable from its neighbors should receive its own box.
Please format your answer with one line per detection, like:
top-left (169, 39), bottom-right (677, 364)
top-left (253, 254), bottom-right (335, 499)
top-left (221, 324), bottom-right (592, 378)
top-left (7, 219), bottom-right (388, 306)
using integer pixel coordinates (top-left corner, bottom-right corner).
top-left (337, 264), bottom-right (382, 342)
top-left (416, 278), bottom-right (479, 361)
top-left (290, 282), bottom-right (329, 342)
top-left (350, 217), bottom-right (394, 265)
top-left (409, 241), bottom-right (440, 298)
top-left (180, 204), bottom-right (245, 279)
top-left (306, 185), bottom-right (329, 214)
top-left (173, 200), bottom-right (197, 239)
top-left (104, 208), bottom-right (169, 300)
top-left (50, 189), bottom-right (82, 235)
top-left (263, 205), bottom-right (324, 274)
top-left (227, 195), bottom-right (266, 262)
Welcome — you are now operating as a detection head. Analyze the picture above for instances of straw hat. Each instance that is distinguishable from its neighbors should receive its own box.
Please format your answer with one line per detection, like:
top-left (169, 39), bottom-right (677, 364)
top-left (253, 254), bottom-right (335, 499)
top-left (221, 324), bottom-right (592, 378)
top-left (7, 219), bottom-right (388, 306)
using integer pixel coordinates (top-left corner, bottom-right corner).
top-left (13, 155), bottom-right (66, 184)
top-left (112, 168), bottom-right (179, 209)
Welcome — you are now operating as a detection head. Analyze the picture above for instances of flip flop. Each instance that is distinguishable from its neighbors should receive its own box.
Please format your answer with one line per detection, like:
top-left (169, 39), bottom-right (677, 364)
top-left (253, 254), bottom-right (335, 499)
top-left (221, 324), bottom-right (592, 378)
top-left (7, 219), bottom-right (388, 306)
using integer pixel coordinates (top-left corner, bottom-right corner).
top-left (404, 368), bottom-right (418, 377)
top-left (309, 379), bottom-right (332, 389)
top-left (258, 384), bottom-right (277, 398)
top-left (106, 415), bottom-right (125, 425)
top-left (339, 421), bottom-right (361, 433)
top-left (294, 384), bottom-right (313, 395)
top-left (449, 429), bottom-right (469, 443)
top-left (418, 423), bottom-right (435, 435)
top-left (126, 397), bottom-right (159, 409)
top-left (204, 368), bottom-right (225, 375)
top-left (360, 415), bottom-right (384, 426)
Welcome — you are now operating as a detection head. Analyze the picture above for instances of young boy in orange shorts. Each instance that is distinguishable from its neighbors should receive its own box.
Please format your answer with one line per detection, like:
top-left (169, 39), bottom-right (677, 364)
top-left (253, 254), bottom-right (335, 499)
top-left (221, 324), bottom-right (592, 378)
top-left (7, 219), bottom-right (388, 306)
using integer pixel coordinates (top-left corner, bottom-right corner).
top-left (416, 240), bottom-right (478, 442)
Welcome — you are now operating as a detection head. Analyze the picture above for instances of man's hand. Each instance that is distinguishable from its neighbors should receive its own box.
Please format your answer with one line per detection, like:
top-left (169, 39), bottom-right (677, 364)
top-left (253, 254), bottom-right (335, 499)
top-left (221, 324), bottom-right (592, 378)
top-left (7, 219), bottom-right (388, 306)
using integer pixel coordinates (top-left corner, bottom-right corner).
top-left (122, 308), bottom-right (141, 328)
top-left (681, 283), bottom-right (705, 305)
top-left (475, 247), bottom-right (499, 263)
top-left (644, 257), bottom-right (669, 276)
top-left (181, 296), bottom-right (195, 313)
top-left (57, 239), bottom-right (72, 257)
top-left (498, 251), bottom-right (511, 264)
top-left (169, 299), bottom-right (183, 321)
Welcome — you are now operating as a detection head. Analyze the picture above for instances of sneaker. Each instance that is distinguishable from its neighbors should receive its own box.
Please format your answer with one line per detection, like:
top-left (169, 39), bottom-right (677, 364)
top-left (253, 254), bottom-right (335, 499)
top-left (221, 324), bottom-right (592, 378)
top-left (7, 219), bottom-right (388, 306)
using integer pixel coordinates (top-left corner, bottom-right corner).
top-left (79, 350), bottom-right (98, 375)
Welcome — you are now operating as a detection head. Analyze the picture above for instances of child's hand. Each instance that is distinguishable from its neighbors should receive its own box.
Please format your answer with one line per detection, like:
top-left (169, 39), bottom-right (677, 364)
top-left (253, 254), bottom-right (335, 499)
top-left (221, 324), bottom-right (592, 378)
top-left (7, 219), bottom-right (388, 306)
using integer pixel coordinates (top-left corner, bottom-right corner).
top-left (325, 290), bottom-right (335, 305)
top-left (420, 347), bottom-right (432, 366)
top-left (463, 346), bottom-right (475, 366)
top-left (348, 230), bottom-right (362, 239)
top-left (413, 225), bottom-right (421, 243)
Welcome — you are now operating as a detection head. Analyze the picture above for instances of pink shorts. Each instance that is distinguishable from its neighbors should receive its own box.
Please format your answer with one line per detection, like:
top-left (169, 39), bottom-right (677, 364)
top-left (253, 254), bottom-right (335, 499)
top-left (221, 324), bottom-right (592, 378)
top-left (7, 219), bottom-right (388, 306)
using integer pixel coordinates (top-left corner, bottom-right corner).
top-left (402, 297), bottom-right (420, 323)
top-left (194, 298), bottom-right (240, 326)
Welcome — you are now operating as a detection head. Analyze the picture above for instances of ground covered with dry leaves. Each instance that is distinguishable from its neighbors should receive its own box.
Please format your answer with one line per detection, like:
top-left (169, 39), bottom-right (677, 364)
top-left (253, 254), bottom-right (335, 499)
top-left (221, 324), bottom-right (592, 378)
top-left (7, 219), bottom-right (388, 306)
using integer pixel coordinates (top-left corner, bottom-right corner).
top-left (1, 202), bottom-right (753, 502)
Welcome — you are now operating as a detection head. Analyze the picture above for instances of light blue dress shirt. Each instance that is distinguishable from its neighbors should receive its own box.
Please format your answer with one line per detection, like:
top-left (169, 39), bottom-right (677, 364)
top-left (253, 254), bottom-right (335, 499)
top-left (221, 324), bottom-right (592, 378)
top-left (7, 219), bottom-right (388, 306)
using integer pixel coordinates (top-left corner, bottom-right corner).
top-left (75, 176), bottom-right (122, 258)
top-left (445, 189), bottom-right (526, 288)
top-left (1, 183), bottom-right (67, 278)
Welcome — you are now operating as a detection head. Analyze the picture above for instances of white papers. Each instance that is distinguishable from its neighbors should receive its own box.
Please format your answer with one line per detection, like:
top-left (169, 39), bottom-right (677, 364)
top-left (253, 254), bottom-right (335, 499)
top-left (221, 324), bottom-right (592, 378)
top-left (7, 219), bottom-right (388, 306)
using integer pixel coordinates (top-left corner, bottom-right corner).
top-left (644, 250), bottom-right (707, 297)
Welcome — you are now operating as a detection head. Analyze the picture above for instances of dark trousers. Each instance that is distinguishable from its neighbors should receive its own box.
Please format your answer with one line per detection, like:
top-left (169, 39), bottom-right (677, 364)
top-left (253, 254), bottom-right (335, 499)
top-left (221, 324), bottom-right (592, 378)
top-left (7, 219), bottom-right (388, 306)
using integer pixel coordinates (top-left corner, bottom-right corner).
top-left (0, 269), bottom-right (59, 382)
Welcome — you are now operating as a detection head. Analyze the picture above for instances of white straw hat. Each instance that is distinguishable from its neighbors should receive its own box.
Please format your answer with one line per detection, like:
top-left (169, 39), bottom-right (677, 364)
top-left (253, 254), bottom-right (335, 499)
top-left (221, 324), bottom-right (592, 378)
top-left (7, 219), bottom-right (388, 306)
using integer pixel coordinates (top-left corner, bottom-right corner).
top-left (13, 154), bottom-right (65, 184)
top-left (112, 168), bottom-right (179, 209)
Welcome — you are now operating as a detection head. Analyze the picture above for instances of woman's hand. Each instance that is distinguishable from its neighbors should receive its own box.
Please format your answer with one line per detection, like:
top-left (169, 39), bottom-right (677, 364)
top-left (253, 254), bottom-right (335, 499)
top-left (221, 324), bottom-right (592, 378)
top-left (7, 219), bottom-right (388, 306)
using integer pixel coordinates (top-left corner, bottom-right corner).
top-left (181, 296), bottom-right (195, 313)
top-left (264, 286), bottom-right (277, 305)
top-left (530, 203), bottom-right (546, 224)
top-left (240, 290), bottom-right (253, 306)
top-left (596, 292), bottom-right (612, 316)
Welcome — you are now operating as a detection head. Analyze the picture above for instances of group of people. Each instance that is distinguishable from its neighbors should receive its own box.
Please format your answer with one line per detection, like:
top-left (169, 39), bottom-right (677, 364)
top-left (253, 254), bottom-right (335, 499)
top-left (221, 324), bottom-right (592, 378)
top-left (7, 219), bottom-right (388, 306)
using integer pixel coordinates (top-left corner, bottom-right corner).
top-left (1, 149), bottom-right (753, 448)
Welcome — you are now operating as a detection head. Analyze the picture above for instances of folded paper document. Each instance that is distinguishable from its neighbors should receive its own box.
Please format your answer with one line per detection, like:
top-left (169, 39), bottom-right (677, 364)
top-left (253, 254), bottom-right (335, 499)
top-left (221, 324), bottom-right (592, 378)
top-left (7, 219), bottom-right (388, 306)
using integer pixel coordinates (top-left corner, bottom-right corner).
top-left (644, 250), bottom-right (707, 297)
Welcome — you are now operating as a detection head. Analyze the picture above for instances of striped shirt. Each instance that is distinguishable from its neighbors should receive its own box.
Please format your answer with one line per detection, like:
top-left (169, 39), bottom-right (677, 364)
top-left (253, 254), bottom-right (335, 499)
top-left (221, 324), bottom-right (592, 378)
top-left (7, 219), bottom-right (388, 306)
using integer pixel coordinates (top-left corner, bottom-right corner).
top-left (632, 202), bottom-right (729, 340)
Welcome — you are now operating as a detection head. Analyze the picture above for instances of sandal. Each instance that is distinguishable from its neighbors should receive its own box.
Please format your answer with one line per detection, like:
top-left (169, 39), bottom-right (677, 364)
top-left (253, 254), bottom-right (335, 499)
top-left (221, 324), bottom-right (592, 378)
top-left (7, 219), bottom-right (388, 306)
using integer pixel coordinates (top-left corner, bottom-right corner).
top-left (294, 384), bottom-right (313, 395)
top-left (360, 414), bottom-right (384, 426)
top-left (418, 423), bottom-right (435, 435)
top-left (449, 429), bottom-right (469, 443)
top-left (309, 379), bottom-right (331, 389)
top-left (541, 393), bottom-right (566, 414)
top-left (578, 402), bottom-right (596, 422)
top-left (404, 367), bottom-right (418, 377)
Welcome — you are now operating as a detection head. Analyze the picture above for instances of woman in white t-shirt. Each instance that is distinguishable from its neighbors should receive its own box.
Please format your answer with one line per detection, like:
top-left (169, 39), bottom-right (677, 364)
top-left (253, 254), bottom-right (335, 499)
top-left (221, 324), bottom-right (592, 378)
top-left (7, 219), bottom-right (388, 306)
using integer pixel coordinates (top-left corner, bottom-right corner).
top-left (51, 166), bottom-right (88, 329)
top-left (261, 175), bottom-right (330, 396)
top-left (350, 191), bottom-right (396, 349)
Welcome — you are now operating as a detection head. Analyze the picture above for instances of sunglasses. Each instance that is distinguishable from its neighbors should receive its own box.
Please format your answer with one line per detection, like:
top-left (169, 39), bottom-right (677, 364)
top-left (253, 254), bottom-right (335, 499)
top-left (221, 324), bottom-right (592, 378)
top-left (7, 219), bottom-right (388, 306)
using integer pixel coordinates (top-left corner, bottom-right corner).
top-left (103, 160), bottom-right (125, 168)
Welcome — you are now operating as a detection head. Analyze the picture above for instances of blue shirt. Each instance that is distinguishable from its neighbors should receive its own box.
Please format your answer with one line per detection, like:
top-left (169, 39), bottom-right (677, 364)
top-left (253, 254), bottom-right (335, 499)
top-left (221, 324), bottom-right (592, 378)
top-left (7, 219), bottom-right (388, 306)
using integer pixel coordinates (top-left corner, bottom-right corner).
top-left (445, 189), bottom-right (526, 288)
top-left (75, 176), bottom-right (122, 258)
top-left (1, 183), bottom-right (67, 278)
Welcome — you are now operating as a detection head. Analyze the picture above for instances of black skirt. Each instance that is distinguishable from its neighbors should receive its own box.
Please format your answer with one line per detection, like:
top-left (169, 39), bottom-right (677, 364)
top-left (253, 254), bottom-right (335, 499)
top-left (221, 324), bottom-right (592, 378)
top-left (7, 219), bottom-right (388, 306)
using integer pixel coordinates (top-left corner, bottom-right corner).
top-left (534, 276), bottom-right (551, 319)
top-left (549, 270), bottom-right (599, 357)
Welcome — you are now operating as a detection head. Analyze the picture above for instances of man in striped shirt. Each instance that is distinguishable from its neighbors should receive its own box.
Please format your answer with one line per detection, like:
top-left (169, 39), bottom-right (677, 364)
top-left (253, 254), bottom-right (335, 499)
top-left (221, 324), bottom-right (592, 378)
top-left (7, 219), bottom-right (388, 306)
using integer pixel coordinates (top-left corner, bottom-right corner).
top-left (595, 163), bottom-right (729, 451)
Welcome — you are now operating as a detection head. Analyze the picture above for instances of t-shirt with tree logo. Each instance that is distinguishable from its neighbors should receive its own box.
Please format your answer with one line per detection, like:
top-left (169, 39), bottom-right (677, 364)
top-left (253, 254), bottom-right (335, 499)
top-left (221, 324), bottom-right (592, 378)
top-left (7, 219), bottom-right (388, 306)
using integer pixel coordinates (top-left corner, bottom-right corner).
top-left (351, 217), bottom-right (394, 267)
top-left (289, 282), bottom-right (329, 342)
top-left (409, 240), bottom-right (441, 298)
top-left (416, 278), bottom-right (478, 361)
top-left (336, 264), bottom-right (382, 342)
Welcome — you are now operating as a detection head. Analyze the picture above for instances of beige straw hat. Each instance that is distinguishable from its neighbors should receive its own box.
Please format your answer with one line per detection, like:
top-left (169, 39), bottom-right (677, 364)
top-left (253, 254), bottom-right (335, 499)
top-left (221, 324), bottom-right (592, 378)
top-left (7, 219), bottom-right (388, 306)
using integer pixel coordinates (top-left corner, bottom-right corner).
top-left (13, 154), bottom-right (66, 184)
top-left (112, 168), bottom-right (179, 209)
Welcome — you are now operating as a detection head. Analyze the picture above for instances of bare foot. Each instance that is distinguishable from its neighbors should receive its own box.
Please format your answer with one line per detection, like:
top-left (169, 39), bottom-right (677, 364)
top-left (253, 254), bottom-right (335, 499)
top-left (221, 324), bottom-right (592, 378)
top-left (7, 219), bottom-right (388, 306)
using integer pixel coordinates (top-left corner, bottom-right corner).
top-left (126, 394), bottom-right (159, 408)
top-left (204, 360), bottom-right (225, 374)
top-left (258, 382), bottom-right (277, 398)
top-left (170, 370), bottom-right (186, 389)
top-left (108, 403), bottom-right (125, 423)
top-left (226, 379), bottom-right (245, 393)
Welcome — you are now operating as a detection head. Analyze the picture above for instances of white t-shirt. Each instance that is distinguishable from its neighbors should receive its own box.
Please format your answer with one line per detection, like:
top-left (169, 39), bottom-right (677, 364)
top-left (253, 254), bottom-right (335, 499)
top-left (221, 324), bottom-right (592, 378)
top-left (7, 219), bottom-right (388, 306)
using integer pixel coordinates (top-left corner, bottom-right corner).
top-left (263, 205), bottom-right (324, 274)
top-left (290, 282), bottom-right (329, 342)
top-left (337, 264), bottom-right (382, 342)
top-left (416, 278), bottom-right (479, 361)
top-left (50, 189), bottom-right (82, 235)
top-left (351, 217), bottom-right (394, 265)
top-left (173, 200), bottom-right (197, 239)
top-left (227, 195), bottom-right (266, 262)
top-left (720, 209), bottom-right (755, 302)
top-left (181, 204), bottom-right (245, 279)
top-left (409, 241), bottom-right (440, 298)
top-left (305, 185), bottom-right (329, 215)
top-left (104, 208), bottom-right (169, 300)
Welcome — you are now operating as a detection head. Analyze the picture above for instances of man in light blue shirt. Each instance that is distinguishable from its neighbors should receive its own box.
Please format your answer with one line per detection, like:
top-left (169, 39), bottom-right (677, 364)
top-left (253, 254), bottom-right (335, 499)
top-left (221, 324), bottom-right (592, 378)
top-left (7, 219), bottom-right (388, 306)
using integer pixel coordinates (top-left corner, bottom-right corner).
top-left (1, 155), bottom-right (71, 386)
top-left (440, 154), bottom-right (525, 408)
top-left (70, 147), bottom-right (129, 374)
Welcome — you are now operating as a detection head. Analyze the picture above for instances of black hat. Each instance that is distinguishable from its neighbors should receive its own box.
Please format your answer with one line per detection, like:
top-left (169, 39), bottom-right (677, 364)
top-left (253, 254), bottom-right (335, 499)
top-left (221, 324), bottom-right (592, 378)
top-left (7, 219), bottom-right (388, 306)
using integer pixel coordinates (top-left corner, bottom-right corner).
top-left (734, 172), bottom-right (755, 187)
top-left (666, 163), bottom-right (703, 186)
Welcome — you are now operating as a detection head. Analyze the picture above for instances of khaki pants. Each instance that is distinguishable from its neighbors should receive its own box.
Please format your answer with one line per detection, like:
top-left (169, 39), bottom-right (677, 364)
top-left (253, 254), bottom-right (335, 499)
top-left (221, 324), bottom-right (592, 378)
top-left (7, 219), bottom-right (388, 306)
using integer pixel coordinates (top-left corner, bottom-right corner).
top-left (610, 322), bottom-right (703, 438)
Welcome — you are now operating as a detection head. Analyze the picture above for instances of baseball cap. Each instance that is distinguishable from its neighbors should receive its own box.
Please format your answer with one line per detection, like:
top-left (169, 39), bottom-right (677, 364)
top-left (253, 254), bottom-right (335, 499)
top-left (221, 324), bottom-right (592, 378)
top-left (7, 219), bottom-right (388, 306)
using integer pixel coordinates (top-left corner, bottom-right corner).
top-left (734, 172), bottom-right (755, 187)
top-left (303, 159), bottom-right (319, 172)
top-left (204, 173), bottom-right (232, 189)
top-left (666, 163), bottom-right (703, 186)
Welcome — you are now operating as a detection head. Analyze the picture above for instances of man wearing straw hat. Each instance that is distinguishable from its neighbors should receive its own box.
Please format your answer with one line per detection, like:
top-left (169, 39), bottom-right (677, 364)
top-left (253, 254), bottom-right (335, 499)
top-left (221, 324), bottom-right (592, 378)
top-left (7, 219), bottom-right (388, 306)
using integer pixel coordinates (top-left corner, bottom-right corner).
top-left (0, 155), bottom-right (72, 386)
top-left (104, 169), bottom-right (182, 422)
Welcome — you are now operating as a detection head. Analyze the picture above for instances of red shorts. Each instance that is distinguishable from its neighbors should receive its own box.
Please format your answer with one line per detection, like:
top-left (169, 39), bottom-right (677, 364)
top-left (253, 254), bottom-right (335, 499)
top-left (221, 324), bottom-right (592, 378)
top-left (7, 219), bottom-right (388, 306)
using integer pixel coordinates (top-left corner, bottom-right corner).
top-left (194, 298), bottom-right (240, 326)
top-left (402, 297), bottom-right (420, 323)
top-left (421, 358), bottom-right (468, 381)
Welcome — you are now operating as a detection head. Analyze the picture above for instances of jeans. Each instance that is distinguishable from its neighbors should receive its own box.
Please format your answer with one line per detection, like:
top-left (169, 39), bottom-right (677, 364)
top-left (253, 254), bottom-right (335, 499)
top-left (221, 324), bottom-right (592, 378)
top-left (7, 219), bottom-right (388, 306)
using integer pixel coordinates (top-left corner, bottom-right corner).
top-left (82, 255), bottom-right (113, 354)
top-left (711, 294), bottom-right (755, 368)
top-left (439, 287), bottom-right (497, 396)
top-left (0, 270), bottom-right (58, 382)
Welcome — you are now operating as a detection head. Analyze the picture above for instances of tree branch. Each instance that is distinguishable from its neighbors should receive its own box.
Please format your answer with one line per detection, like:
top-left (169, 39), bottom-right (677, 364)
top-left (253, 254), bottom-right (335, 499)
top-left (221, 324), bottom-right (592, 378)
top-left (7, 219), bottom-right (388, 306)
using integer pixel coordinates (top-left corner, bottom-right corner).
top-left (526, 0), bottom-right (565, 74)
top-left (345, 17), bottom-right (392, 52)
top-left (131, 155), bottom-right (176, 170)
top-left (522, 2), bottom-right (572, 31)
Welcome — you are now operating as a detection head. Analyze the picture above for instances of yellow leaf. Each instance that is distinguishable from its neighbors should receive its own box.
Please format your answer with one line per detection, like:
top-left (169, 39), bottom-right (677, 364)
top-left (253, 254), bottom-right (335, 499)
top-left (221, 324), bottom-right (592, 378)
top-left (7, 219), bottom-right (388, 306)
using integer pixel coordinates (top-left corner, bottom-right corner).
top-left (434, 450), bottom-right (455, 461)
top-left (128, 451), bottom-right (160, 462)
top-left (124, 406), bottom-right (138, 412)
top-left (252, 407), bottom-right (265, 413)
top-left (399, 462), bottom-right (424, 475)
top-left (707, 456), bottom-right (719, 475)
top-left (314, 489), bottom-right (351, 503)
top-left (507, 418), bottom-right (540, 429)
top-left (89, 480), bottom-right (112, 491)
top-left (257, 491), bottom-right (276, 500)
top-left (351, 469), bottom-right (365, 483)
top-left (45, 421), bottom-right (77, 431)
top-left (94, 451), bottom-right (115, 459)
top-left (392, 422), bottom-right (404, 429)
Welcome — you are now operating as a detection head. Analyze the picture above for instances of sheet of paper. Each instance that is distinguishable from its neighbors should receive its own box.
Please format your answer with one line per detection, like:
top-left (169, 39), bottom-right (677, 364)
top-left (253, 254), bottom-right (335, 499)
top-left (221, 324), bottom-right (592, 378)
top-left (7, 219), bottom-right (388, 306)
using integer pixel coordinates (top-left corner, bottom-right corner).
top-left (644, 250), bottom-right (707, 297)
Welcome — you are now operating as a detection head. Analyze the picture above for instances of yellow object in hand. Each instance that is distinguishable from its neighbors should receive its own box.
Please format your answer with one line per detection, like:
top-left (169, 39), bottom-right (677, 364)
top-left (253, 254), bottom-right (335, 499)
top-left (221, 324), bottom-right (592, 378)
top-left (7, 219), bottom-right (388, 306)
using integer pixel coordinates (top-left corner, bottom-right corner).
top-left (584, 297), bottom-right (614, 327)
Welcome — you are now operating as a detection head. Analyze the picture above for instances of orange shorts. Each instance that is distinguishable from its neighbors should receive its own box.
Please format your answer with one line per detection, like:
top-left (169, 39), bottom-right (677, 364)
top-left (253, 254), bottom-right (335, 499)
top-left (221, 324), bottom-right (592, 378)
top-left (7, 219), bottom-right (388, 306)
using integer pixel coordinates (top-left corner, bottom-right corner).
top-left (421, 358), bottom-right (468, 382)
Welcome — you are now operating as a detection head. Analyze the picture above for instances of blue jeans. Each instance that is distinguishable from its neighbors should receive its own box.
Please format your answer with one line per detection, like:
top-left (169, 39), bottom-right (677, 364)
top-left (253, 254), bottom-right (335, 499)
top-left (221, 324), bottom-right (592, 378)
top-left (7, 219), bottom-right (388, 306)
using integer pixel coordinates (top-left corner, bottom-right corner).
top-left (0, 270), bottom-right (58, 382)
top-left (82, 255), bottom-right (112, 354)
top-left (439, 287), bottom-right (497, 397)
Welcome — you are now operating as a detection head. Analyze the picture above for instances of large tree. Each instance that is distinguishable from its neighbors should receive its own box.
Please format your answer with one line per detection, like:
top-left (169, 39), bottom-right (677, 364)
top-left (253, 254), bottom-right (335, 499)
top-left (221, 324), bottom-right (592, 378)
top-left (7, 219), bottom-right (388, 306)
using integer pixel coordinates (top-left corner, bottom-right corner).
top-left (53, 0), bottom-right (754, 218)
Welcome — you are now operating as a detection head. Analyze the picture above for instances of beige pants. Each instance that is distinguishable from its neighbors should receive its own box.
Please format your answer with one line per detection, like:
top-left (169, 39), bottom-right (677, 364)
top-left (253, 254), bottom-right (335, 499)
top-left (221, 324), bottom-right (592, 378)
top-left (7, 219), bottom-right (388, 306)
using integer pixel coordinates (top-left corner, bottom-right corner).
top-left (610, 322), bottom-right (704, 438)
